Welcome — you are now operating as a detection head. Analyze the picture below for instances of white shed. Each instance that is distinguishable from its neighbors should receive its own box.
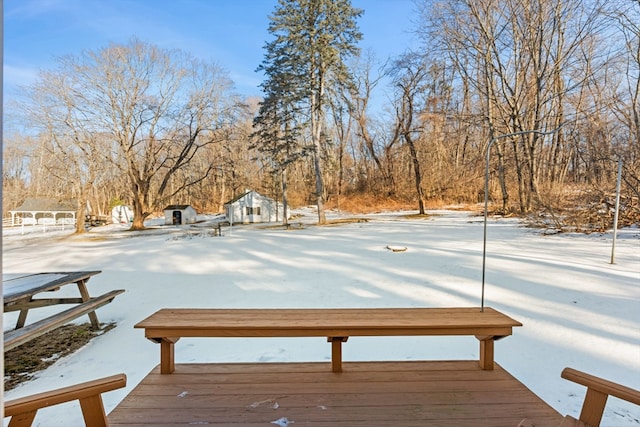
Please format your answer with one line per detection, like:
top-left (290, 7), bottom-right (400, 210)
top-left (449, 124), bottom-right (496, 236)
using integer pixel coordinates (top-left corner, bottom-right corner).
top-left (111, 205), bottom-right (134, 224)
top-left (224, 190), bottom-right (284, 224)
top-left (164, 205), bottom-right (197, 225)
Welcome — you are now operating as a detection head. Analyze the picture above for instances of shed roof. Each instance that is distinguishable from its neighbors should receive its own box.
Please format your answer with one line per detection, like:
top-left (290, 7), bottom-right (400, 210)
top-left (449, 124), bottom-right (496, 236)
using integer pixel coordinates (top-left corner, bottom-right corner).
top-left (224, 191), bottom-right (251, 206)
top-left (224, 190), bottom-right (274, 206)
top-left (163, 205), bottom-right (192, 210)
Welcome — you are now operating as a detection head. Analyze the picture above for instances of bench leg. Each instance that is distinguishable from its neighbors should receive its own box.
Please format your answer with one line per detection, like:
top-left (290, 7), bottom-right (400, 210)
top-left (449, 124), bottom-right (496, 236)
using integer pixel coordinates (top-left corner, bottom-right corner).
top-left (477, 337), bottom-right (495, 370)
top-left (328, 337), bottom-right (348, 373)
top-left (157, 338), bottom-right (179, 374)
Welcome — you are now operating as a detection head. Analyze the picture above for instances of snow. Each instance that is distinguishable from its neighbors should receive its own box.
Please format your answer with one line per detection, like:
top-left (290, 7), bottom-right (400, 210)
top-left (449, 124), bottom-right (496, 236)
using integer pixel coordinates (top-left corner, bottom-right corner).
top-left (2, 209), bottom-right (639, 426)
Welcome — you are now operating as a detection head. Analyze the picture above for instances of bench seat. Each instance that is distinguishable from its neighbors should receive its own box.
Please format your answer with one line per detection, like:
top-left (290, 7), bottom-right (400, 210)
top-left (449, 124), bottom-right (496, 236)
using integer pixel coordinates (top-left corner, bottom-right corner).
top-left (135, 307), bottom-right (522, 374)
top-left (4, 289), bottom-right (125, 351)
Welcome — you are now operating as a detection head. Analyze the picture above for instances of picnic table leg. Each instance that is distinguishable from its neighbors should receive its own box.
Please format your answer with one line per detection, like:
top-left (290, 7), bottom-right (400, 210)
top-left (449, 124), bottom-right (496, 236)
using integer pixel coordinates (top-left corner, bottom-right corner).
top-left (476, 336), bottom-right (495, 370)
top-left (76, 279), bottom-right (100, 329)
top-left (15, 309), bottom-right (29, 329)
top-left (328, 337), bottom-right (348, 373)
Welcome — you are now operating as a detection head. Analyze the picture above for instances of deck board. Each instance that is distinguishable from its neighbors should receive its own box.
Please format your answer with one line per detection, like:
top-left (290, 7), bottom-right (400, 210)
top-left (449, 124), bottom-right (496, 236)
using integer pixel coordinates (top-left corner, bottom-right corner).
top-left (108, 361), bottom-right (562, 426)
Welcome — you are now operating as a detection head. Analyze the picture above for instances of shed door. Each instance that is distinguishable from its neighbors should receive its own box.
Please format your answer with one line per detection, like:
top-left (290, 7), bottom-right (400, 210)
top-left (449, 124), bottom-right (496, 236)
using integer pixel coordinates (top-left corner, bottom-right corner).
top-left (245, 206), bottom-right (261, 223)
top-left (172, 211), bottom-right (182, 225)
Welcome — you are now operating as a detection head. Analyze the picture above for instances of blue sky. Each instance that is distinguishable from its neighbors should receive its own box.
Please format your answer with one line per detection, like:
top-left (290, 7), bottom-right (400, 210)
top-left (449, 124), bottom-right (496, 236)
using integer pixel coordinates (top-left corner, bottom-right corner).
top-left (4, 0), bottom-right (420, 102)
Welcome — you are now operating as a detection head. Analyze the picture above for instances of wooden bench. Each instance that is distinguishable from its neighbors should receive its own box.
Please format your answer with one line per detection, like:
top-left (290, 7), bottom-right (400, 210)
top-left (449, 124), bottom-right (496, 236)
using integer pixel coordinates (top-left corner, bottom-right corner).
top-left (4, 374), bottom-right (126, 427)
top-left (4, 290), bottom-right (124, 350)
top-left (135, 307), bottom-right (522, 374)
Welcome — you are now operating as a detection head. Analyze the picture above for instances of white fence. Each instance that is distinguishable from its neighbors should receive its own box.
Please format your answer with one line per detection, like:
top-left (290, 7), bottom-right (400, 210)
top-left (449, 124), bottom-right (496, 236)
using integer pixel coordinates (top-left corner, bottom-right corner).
top-left (2, 217), bottom-right (77, 234)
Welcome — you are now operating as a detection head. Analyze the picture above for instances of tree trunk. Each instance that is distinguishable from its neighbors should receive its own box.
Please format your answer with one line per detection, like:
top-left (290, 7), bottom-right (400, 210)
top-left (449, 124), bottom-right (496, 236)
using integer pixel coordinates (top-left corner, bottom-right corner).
top-left (495, 141), bottom-right (509, 212)
top-left (74, 199), bottom-right (87, 234)
top-left (130, 175), bottom-right (151, 230)
top-left (281, 167), bottom-right (289, 226)
top-left (311, 69), bottom-right (327, 225)
top-left (312, 148), bottom-right (326, 224)
top-left (406, 133), bottom-right (425, 214)
top-left (512, 138), bottom-right (528, 214)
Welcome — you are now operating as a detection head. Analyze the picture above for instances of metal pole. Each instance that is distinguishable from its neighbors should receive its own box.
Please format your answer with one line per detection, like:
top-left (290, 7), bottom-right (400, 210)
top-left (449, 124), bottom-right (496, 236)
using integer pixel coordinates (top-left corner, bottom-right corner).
top-left (610, 159), bottom-right (622, 264)
top-left (482, 127), bottom-right (563, 312)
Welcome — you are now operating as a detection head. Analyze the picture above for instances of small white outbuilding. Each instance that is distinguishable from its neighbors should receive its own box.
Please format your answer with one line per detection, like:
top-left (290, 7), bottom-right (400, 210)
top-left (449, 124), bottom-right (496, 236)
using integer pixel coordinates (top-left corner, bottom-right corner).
top-left (224, 190), bottom-right (284, 224)
top-left (111, 205), bottom-right (134, 225)
top-left (164, 205), bottom-right (197, 225)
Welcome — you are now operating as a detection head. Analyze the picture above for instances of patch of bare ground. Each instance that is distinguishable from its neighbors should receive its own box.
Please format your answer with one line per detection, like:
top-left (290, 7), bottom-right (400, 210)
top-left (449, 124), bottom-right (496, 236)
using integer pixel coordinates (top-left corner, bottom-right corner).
top-left (325, 194), bottom-right (482, 216)
top-left (4, 322), bottom-right (116, 391)
top-left (326, 194), bottom-right (415, 214)
top-left (325, 217), bottom-right (370, 225)
top-left (396, 213), bottom-right (432, 220)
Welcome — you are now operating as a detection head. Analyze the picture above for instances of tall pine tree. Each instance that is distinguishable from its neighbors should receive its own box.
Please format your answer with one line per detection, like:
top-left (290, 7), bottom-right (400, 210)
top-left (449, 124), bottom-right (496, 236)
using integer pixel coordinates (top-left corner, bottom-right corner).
top-left (256, 0), bottom-right (362, 224)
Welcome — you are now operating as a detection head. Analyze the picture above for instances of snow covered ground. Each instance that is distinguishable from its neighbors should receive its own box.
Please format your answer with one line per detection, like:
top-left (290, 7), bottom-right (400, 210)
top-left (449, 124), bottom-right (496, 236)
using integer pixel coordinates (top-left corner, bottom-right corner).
top-left (2, 209), bottom-right (639, 426)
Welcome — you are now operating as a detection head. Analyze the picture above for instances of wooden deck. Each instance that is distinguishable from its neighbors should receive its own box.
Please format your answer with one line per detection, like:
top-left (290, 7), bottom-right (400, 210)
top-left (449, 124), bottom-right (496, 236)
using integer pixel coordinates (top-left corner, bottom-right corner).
top-left (107, 361), bottom-right (563, 426)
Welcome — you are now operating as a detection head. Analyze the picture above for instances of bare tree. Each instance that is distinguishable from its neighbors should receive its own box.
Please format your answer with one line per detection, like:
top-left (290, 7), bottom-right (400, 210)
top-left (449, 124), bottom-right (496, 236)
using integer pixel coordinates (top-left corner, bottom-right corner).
top-left (418, 0), bottom-right (606, 213)
top-left (2, 134), bottom-right (34, 215)
top-left (390, 54), bottom-right (429, 214)
top-left (25, 39), bottom-right (241, 230)
top-left (608, 1), bottom-right (640, 199)
top-left (344, 52), bottom-right (399, 196)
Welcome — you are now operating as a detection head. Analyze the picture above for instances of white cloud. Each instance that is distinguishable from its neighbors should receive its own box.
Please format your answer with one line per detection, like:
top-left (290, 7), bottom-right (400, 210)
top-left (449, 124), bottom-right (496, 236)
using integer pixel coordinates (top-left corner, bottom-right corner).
top-left (3, 64), bottom-right (39, 92)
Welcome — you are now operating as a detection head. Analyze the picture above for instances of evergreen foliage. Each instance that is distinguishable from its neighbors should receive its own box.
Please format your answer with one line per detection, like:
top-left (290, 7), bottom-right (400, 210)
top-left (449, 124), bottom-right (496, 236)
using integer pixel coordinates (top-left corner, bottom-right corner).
top-left (254, 0), bottom-right (363, 224)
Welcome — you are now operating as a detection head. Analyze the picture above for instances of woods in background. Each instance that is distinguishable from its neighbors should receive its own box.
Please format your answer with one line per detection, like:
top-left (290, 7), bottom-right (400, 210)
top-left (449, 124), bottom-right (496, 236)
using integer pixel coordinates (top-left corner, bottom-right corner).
top-left (3, 0), bottom-right (639, 232)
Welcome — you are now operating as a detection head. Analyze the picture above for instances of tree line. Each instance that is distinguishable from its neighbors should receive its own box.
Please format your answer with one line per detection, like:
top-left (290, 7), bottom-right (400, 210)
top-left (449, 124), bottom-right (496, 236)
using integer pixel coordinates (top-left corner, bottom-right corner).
top-left (3, 0), bottom-right (639, 232)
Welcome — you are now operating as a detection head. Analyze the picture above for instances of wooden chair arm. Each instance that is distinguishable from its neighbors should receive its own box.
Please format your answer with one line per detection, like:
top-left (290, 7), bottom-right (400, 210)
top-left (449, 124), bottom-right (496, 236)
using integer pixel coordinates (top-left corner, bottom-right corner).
top-left (561, 367), bottom-right (640, 427)
top-left (5, 373), bottom-right (126, 427)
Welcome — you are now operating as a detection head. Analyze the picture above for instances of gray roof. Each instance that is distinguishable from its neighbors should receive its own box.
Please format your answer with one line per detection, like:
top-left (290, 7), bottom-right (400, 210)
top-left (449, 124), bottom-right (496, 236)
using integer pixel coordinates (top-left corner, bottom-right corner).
top-left (224, 190), bottom-right (274, 206)
top-left (224, 191), bottom-right (251, 205)
top-left (164, 205), bottom-right (193, 210)
top-left (11, 197), bottom-right (77, 212)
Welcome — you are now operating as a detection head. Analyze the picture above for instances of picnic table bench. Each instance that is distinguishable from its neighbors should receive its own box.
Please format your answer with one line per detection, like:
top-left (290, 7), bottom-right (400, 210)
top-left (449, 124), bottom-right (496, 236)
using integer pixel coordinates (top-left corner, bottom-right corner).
top-left (135, 307), bottom-right (522, 374)
top-left (3, 271), bottom-right (124, 350)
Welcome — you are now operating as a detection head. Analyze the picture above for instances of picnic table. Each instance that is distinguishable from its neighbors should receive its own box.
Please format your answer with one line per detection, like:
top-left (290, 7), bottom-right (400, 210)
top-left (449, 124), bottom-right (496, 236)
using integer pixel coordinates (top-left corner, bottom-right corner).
top-left (3, 271), bottom-right (124, 350)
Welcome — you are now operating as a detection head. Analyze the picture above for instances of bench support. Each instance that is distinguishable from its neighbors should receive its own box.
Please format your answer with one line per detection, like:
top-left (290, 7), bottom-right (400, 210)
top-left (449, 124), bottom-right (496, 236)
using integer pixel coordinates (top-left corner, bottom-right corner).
top-left (328, 337), bottom-right (349, 373)
top-left (476, 335), bottom-right (496, 370)
top-left (154, 337), bottom-right (180, 374)
top-left (156, 335), bottom-right (353, 375)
